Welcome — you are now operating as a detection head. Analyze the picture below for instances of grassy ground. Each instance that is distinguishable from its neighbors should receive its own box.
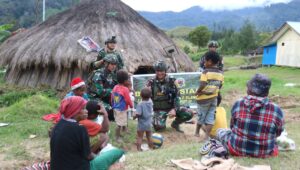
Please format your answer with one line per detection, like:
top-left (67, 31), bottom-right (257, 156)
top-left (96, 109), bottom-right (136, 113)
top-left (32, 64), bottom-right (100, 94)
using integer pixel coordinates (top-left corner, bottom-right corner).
top-left (0, 66), bottom-right (299, 169)
top-left (125, 66), bottom-right (300, 170)
top-left (125, 122), bottom-right (300, 170)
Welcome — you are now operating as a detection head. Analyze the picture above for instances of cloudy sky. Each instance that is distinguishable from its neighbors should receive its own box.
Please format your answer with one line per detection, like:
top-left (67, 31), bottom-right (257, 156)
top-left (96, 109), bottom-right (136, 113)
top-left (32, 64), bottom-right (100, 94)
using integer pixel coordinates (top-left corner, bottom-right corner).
top-left (121, 0), bottom-right (292, 12)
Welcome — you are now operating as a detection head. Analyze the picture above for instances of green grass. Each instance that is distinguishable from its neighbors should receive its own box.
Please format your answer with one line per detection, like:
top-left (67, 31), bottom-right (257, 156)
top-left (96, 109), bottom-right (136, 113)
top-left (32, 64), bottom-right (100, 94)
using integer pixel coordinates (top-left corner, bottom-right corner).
top-left (223, 55), bottom-right (247, 68)
top-left (0, 95), bottom-right (59, 160)
top-left (108, 120), bottom-right (138, 150)
top-left (166, 26), bottom-right (193, 39)
top-left (126, 122), bottom-right (300, 170)
top-left (126, 66), bottom-right (300, 170)
top-left (0, 66), bottom-right (299, 169)
top-left (223, 66), bottom-right (300, 96)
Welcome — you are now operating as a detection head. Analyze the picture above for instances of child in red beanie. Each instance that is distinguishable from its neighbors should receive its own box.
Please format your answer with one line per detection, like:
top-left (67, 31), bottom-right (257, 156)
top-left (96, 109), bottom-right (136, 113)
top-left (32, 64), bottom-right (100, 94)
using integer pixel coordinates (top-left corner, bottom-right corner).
top-left (65, 77), bottom-right (89, 101)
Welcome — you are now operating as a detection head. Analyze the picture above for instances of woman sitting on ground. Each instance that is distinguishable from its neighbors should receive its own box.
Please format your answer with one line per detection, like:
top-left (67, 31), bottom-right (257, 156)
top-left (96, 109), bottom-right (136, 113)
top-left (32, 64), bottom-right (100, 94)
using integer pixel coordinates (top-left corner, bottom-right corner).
top-left (50, 96), bottom-right (124, 170)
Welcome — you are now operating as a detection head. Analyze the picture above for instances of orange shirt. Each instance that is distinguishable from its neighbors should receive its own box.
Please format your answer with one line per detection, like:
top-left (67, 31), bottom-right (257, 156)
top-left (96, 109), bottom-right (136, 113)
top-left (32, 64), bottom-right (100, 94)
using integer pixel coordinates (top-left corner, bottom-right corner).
top-left (79, 119), bottom-right (102, 136)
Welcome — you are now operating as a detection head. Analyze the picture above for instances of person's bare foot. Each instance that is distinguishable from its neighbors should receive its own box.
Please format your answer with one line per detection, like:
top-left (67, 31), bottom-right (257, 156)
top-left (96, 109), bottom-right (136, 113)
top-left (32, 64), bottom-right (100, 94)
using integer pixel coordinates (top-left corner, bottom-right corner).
top-left (116, 137), bottom-right (123, 143)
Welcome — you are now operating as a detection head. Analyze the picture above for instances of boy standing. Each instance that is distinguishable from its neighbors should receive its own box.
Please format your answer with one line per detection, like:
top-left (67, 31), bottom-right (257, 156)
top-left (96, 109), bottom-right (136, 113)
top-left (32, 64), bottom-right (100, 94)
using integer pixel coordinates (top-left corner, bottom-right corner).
top-left (111, 70), bottom-right (133, 142)
top-left (195, 51), bottom-right (224, 140)
top-left (134, 87), bottom-right (154, 151)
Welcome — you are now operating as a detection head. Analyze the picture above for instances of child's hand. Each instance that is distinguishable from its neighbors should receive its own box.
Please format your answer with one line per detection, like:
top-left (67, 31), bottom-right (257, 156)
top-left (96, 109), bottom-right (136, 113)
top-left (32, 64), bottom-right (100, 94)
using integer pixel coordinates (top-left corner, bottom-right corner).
top-left (168, 109), bottom-right (176, 118)
top-left (98, 103), bottom-right (108, 116)
top-left (195, 91), bottom-right (203, 96)
top-left (133, 111), bottom-right (139, 120)
top-left (189, 109), bottom-right (197, 116)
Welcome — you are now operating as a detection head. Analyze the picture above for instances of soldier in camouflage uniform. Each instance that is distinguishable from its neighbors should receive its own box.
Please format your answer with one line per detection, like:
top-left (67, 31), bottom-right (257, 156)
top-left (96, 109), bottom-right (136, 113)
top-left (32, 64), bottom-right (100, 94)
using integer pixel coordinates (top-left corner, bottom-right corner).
top-left (199, 41), bottom-right (223, 72)
top-left (87, 54), bottom-right (118, 121)
top-left (91, 36), bottom-right (124, 71)
top-left (146, 60), bottom-right (194, 133)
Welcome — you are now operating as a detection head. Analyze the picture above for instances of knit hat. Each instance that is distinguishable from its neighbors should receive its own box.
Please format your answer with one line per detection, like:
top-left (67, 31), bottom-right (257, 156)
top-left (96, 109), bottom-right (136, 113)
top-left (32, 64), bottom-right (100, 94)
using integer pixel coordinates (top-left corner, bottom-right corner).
top-left (59, 96), bottom-right (87, 119)
top-left (71, 77), bottom-right (85, 91)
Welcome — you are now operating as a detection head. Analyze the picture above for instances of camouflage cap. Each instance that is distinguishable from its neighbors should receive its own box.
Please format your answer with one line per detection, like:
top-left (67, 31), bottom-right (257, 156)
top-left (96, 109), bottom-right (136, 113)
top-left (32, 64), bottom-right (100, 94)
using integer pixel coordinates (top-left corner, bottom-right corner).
top-left (103, 53), bottom-right (118, 64)
top-left (153, 60), bottom-right (167, 71)
top-left (208, 40), bottom-right (219, 48)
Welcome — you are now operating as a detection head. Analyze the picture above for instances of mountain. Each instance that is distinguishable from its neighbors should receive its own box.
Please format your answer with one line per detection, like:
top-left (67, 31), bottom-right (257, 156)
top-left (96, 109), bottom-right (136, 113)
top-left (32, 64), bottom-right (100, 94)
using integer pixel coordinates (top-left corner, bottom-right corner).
top-left (139, 0), bottom-right (300, 31)
top-left (0, 0), bottom-right (79, 28)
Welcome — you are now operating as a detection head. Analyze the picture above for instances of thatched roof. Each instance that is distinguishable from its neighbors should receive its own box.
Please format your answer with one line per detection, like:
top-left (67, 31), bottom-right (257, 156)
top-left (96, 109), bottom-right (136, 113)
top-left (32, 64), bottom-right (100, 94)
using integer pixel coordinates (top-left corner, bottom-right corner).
top-left (0, 0), bottom-right (195, 89)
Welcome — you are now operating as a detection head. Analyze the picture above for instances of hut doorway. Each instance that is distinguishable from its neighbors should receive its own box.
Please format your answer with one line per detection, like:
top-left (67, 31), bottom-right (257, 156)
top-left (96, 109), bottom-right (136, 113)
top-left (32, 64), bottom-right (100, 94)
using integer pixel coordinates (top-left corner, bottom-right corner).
top-left (134, 66), bottom-right (155, 75)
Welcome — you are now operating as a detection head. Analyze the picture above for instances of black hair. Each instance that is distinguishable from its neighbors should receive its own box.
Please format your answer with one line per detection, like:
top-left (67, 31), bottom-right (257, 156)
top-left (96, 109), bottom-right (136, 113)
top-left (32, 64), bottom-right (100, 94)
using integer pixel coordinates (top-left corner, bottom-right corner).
top-left (141, 87), bottom-right (151, 100)
top-left (86, 100), bottom-right (100, 116)
top-left (247, 74), bottom-right (272, 97)
top-left (116, 70), bottom-right (129, 84)
top-left (205, 51), bottom-right (220, 65)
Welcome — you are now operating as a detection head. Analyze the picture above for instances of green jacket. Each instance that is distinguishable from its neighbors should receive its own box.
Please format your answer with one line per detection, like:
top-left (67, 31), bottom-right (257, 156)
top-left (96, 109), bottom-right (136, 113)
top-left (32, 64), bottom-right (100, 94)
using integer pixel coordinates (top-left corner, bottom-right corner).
top-left (91, 49), bottom-right (124, 70)
top-left (87, 68), bottom-right (117, 103)
top-left (146, 76), bottom-right (180, 111)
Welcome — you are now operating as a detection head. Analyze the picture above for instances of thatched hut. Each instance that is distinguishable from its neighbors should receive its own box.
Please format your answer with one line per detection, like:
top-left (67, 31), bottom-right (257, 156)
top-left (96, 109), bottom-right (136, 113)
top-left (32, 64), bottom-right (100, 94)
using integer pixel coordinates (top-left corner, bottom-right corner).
top-left (0, 0), bottom-right (195, 89)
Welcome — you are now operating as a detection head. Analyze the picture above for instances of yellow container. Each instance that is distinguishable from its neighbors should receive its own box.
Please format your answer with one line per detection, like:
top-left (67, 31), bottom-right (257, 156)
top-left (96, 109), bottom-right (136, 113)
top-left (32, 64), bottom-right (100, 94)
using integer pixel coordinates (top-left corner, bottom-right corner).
top-left (210, 107), bottom-right (228, 137)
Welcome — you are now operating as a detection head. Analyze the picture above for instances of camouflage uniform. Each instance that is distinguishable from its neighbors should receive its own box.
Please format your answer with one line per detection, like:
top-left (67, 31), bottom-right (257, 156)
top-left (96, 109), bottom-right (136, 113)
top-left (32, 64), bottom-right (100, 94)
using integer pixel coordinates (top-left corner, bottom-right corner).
top-left (91, 36), bottom-right (124, 71)
top-left (199, 41), bottom-right (223, 72)
top-left (87, 55), bottom-right (118, 120)
top-left (199, 41), bottom-right (223, 106)
top-left (199, 52), bottom-right (223, 71)
top-left (91, 49), bottom-right (124, 70)
top-left (146, 61), bottom-right (193, 132)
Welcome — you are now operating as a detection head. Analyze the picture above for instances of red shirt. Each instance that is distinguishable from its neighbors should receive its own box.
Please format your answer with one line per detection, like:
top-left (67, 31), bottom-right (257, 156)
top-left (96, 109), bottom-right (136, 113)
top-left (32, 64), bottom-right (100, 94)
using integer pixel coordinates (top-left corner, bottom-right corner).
top-left (111, 84), bottom-right (133, 111)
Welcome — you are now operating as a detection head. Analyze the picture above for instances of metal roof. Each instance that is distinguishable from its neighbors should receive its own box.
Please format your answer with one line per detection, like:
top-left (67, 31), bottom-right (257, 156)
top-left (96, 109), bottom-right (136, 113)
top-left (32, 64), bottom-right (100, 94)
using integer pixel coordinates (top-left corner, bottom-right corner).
top-left (264, 21), bottom-right (300, 46)
top-left (287, 21), bottom-right (300, 35)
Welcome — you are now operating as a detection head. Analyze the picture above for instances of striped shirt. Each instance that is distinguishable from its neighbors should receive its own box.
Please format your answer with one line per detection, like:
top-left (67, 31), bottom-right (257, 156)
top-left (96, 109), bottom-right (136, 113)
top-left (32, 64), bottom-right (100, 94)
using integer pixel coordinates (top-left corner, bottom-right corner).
top-left (196, 67), bottom-right (224, 101)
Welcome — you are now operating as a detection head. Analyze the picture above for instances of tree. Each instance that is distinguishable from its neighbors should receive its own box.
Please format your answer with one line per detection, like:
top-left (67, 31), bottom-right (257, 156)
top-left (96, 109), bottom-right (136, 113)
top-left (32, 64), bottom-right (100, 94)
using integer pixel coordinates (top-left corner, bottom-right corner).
top-left (257, 32), bottom-right (272, 46)
top-left (238, 20), bottom-right (258, 54)
top-left (183, 45), bottom-right (191, 54)
top-left (0, 24), bottom-right (13, 43)
top-left (220, 28), bottom-right (240, 54)
top-left (188, 26), bottom-right (211, 50)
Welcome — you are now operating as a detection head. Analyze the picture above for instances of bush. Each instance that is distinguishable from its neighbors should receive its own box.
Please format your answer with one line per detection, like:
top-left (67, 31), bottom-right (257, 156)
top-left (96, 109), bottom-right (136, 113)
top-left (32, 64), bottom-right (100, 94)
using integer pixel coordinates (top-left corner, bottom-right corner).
top-left (0, 91), bottom-right (37, 107)
top-left (183, 45), bottom-right (191, 54)
top-left (188, 49), bottom-right (206, 62)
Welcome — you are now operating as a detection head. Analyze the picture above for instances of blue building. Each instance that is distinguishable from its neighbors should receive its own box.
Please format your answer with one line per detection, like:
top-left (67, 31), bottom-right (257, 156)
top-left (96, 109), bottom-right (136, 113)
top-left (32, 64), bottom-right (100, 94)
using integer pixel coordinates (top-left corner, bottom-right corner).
top-left (262, 43), bottom-right (277, 65)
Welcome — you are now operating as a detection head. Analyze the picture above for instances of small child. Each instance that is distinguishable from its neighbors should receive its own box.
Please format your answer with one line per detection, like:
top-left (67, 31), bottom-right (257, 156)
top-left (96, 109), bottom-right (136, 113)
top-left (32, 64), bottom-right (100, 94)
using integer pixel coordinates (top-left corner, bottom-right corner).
top-left (111, 70), bottom-right (133, 143)
top-left (126, 80), bottom-right (135, 119)
top-left (134, 87), bottom-right (154, 151)
top-left (65, 77), bottom-right (89, 101)
top-left (80, 100), bottom-right (110, 153)
top-left (195, 51), bottom-right (224, 140)
top-left (86, 100), bottom-right (104, 125)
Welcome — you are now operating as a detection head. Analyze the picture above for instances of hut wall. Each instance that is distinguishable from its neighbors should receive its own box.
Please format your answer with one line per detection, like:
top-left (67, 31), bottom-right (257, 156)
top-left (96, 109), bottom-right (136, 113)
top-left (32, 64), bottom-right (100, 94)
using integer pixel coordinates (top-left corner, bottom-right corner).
top-left (276, 29), bottom-right (300, 67)
top-left (5, 64), bottom-right (87, 90)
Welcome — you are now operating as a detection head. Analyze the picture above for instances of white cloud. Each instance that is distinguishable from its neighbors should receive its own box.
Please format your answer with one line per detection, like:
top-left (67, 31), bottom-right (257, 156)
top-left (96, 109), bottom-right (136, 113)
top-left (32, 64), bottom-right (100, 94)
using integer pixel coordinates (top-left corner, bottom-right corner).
top-left (121, 0), bottom-right (292, 12)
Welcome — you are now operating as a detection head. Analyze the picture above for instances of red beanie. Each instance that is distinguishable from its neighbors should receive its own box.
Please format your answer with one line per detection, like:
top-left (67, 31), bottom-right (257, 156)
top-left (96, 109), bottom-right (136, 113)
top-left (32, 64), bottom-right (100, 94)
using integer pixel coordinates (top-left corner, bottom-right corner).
top-left (59, 96), bottom-right (87, 119)
top-left (71, 77), bottom-right (85, 90)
